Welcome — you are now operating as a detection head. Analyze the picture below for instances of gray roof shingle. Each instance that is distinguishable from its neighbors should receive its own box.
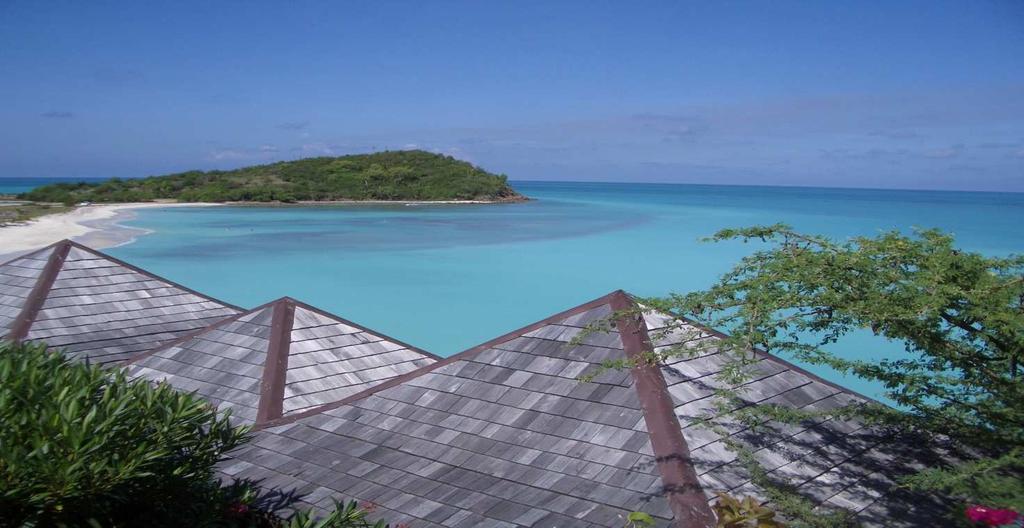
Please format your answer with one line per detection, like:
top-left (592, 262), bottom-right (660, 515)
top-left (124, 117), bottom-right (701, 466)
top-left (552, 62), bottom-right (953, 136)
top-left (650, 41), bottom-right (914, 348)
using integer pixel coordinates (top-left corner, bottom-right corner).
top-left (126, 297), bottom-right (439, 426)
top-left (0, 240), bottom-right (241, 363)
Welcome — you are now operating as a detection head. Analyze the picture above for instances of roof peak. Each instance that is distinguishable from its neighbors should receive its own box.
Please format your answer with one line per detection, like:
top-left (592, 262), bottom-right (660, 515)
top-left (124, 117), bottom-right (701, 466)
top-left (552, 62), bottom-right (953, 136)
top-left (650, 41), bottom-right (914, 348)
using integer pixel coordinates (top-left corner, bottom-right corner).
top-left (258, 289), bottom-right (632, 428)
top-left (254, 288), bottom-right (714, 525)
top-left (2, 240), bottom-right (241, 363)
top-left (129, 291), bottom-right (439, 426)
top-left (5, 241), bottom-right (72, 341)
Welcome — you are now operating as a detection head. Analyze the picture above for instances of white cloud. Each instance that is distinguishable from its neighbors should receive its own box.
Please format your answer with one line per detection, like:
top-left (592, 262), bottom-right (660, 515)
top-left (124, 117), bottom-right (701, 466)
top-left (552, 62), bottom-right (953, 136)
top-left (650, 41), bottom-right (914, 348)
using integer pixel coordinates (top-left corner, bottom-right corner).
top-left (297, 143), bottom-right (338, 155)
top-left (210, 149), bottom-right (249, 161)
top-left (210, 145), bottom-right (282, 161)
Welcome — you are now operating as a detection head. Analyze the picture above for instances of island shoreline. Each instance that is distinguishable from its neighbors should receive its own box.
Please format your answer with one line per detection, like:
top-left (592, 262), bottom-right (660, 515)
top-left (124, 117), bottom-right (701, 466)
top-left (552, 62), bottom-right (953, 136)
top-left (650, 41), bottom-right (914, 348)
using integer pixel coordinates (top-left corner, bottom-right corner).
top-left (231, 196), bottom-right (531, 206)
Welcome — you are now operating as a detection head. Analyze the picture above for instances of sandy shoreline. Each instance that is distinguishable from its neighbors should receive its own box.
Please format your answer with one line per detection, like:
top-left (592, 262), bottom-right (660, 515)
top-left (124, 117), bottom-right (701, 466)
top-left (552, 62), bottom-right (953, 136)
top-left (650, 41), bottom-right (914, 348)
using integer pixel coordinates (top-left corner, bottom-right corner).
top-left (0, 203), bottom-right (216, 261)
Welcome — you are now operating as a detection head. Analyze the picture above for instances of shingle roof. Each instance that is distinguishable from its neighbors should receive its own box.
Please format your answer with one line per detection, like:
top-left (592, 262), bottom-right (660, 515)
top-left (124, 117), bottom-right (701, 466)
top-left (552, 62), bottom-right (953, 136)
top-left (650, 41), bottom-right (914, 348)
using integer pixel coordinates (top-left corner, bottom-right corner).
top-left (641, 310), bottom-right (950, 526)
top-left (0, 240), bottom-right (241, 363)
top-left (0, 242), bottom-right (952, 526)
top-left (224, 291), bottom-right (947, 528)
top-left (0, 246), bottom-right (49, 335)
top-left (222, 293), bottom-right (671, 528)
top-left (126, 297), bottom-right (440, 426)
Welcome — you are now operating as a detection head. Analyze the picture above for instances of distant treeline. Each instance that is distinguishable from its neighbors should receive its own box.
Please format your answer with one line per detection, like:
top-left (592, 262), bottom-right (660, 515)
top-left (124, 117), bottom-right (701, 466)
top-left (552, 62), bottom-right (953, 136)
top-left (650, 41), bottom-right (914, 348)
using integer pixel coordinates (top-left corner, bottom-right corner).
top-left (21, 150), bottom-right (525, 204)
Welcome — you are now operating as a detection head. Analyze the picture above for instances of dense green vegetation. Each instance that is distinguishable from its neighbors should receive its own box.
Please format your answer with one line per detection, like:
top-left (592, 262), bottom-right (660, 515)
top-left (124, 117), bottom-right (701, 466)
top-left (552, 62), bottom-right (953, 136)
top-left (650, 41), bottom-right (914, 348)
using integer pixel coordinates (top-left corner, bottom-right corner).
top-left (0, 341), bottom-right (386, 528)
top-left (641, 226), bottom-right (1023, 526)
top-left (20, 150), bottom-right (525, 204)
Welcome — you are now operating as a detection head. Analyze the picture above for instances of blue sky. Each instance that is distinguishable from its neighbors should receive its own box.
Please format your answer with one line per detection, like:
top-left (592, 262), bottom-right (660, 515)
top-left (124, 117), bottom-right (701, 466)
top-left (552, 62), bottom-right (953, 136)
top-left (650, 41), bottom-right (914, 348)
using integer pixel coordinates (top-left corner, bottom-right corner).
top-left (1, 1), bottom-right (1022, 191)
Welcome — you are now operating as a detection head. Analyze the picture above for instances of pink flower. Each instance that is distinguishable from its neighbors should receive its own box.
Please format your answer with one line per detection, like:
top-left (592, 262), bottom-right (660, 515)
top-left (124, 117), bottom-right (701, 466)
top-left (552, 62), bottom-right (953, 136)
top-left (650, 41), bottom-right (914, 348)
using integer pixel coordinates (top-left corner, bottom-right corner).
top-left (988, 509), bottom-right (1022, 526)
top-left (968, 505), bottom-right (992, 523)
top-left (966, 505), bottom-right (1021, 527)
top-left (360, 501), bottom-right (378, 513)
top-left (226, 502), bottom-right (250, 516)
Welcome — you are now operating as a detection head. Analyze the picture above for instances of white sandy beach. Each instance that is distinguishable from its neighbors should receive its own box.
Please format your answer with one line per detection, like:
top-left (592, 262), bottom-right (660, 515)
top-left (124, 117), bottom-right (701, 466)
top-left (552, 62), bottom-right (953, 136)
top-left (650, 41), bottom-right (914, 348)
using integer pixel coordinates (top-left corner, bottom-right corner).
top-left (0, 203), bottom-right (215, 261)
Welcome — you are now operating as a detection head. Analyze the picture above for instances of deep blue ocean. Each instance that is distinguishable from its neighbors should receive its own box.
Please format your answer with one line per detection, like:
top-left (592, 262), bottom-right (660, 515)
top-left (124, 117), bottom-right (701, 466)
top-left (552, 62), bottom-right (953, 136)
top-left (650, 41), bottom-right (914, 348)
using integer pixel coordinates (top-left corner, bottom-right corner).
top-left (6, 178), bottom-right (1024, 398)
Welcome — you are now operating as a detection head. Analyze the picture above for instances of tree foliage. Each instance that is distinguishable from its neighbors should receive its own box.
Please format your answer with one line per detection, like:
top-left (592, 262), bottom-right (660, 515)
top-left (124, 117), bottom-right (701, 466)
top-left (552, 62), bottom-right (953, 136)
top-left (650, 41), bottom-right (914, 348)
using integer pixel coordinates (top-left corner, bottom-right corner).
top-left (712, 492), bottom-right (785, 528)
top-left (0, 341), bottom-right (385, 528)
top-left (642, 225), bottom-right (1023, 522)
top-left (20, 150), bottom-right (524, 204)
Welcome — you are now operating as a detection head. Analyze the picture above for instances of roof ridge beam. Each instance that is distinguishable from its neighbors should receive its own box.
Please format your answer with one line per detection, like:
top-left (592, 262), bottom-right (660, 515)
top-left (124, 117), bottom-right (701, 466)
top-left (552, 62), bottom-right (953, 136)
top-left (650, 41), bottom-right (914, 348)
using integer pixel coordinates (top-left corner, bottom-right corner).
top-left (8, 241), bottom-right (72, 342)
top-left (610, 291), bottom-right (716, 528)
top-left (256, 298), bottom-right (296, 424)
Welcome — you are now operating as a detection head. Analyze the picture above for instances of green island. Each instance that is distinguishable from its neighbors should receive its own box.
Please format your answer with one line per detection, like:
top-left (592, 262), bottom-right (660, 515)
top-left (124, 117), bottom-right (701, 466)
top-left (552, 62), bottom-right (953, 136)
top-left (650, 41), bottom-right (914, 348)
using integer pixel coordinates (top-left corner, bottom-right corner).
top-left (20, 150), bottom-right (527, 204)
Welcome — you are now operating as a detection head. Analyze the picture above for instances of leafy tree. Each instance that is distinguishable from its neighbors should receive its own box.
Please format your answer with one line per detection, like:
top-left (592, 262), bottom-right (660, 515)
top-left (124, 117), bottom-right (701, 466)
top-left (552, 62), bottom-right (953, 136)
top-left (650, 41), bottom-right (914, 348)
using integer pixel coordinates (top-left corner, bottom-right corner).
top-left (0, 341), bottom-right (385, 528)
top-left (639, 225), bottom-right (1023, 524)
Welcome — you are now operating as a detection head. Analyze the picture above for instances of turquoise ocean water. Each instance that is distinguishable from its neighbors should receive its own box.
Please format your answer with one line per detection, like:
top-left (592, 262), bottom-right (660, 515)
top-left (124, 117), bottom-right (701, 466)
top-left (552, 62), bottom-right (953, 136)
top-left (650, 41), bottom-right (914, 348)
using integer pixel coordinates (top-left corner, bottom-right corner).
top-left (7, 179), bottom-right (1024, 397)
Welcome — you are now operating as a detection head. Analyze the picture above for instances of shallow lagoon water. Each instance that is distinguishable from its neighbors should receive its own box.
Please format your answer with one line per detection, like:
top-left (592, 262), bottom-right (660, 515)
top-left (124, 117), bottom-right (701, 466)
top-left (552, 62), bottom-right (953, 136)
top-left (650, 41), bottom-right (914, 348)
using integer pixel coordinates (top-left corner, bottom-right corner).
top-left (101, 182), bottom-right (1024, 398)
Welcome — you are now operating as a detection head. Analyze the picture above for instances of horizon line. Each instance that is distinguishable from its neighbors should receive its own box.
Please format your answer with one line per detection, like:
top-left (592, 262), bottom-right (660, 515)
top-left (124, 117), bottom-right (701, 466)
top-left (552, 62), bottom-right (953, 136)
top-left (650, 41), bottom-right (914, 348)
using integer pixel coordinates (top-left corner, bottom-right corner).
top-left (508, 179), bottom-right (1024, 195)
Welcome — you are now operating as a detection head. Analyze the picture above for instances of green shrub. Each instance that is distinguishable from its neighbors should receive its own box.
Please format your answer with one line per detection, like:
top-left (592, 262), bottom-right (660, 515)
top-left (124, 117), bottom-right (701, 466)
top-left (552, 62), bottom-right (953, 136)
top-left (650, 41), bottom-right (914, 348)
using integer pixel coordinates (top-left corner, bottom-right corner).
top-left (0, 341), bottom-right (246, 526)
top-left (0, 341), bottom-right (385, 528)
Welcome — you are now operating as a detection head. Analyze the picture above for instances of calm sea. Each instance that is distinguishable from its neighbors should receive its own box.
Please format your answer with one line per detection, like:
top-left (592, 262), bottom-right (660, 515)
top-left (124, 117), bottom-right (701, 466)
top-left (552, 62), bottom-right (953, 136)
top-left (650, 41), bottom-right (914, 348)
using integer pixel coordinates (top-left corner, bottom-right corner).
top-left (9, 178), bottom-right (1024, 397)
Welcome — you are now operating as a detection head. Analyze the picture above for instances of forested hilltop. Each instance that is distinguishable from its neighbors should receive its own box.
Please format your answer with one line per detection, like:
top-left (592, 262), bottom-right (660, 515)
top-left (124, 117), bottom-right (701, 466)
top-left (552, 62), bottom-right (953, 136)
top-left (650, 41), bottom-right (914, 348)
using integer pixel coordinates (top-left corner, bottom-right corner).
top-left (21, 150), bottom-right (527, 204)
